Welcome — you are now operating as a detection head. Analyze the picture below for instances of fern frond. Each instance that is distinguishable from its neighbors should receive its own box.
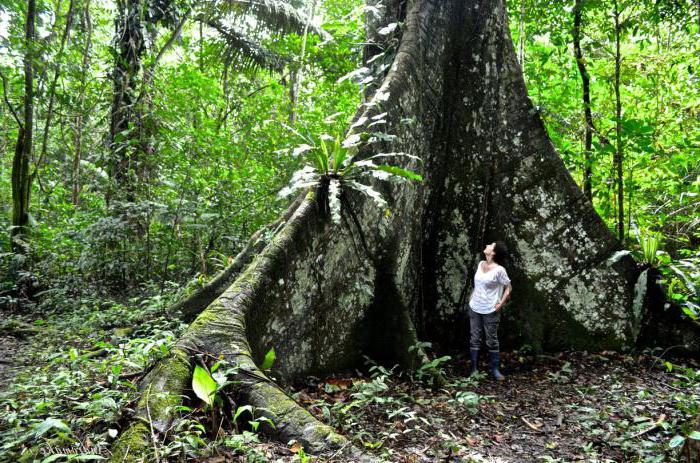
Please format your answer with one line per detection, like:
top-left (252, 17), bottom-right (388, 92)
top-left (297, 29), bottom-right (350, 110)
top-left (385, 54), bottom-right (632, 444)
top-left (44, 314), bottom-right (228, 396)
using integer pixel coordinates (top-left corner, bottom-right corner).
top-left (209, 19), bottom-right (287, 72)
top-left (368, 152), bottom-right (424, 163)
top-left (346, 180), bottom-right (388, 209)
top-left (215, 0), bottom-right (329, 37)
top-left (373, 165), bottom-right (423, 181)
top-left (278, 166), bottom-right (319, 198)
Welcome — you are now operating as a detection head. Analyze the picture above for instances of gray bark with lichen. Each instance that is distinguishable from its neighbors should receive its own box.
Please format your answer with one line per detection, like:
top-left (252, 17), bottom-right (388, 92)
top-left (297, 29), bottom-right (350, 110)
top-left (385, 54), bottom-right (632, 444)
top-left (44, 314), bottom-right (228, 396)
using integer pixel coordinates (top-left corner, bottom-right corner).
top-left (110, 0), bottom-right (648, 459)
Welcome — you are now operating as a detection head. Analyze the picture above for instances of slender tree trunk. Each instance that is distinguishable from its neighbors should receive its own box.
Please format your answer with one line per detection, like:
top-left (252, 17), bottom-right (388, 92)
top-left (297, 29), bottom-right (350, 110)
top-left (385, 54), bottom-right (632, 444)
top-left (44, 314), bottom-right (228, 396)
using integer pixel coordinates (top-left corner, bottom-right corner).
top-left (72, 0), bottom-right (92, 207)
top-left (37, 0), bottom-right (76, 178)
top-left (199, 19), bottom-right (204, 71)
top-left (11, 0), bottom-right (36, 250)
top-left (573, 0), bottom-right (593, 201)
top-left (108, 4), bottom-right (189, 202)
top-left (627, 167), bottom-right (633, 239)
top-left (613, 0), bottom-right (624, 242)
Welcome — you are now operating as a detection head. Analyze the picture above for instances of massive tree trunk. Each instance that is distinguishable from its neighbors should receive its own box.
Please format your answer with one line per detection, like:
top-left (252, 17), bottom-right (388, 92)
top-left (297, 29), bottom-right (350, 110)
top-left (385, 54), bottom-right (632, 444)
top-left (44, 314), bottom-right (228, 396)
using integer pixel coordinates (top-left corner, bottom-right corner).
top-left (111, 0), bottom-right (645, 459)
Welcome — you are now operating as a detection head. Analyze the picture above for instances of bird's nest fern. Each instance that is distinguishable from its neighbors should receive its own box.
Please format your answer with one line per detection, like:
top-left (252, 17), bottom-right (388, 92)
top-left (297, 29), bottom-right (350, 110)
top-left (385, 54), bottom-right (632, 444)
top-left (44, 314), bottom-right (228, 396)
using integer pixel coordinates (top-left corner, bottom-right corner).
top-left (279, 133), bottom-right (422, 224)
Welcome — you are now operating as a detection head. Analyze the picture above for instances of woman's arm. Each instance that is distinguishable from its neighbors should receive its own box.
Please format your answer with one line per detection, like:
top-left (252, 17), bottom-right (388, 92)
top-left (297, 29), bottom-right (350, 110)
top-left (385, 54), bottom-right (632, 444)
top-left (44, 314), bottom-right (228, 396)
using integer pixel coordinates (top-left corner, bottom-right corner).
top-left (494, 283), bottom-right (511, 311)
top-left (468, 261), bottom-right (484, 302)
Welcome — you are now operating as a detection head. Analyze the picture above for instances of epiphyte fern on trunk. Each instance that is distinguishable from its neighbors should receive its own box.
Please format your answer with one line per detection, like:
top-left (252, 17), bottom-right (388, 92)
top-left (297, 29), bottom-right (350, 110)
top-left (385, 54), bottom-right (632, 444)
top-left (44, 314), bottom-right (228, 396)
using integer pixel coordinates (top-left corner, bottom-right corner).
top-left (279, 132), bottom-right (422, 223)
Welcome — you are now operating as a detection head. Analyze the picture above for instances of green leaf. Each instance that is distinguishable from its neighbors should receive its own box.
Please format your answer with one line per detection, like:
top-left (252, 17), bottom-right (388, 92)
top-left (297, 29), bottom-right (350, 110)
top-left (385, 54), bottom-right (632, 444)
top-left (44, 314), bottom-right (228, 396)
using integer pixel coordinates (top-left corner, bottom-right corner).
top-left (41, 455), bottom-right (70, 463)
top-left (260, 348), bottom-right (276, 370)
top-left (192, 365), bottom-right (218, 406)
top-left (255, 415), bottom-right (275, 429)
top-left (234, 404), bottom-right (254, 422)
top-left (31, 418), bottom-right (71, 439)
top-left (669, 435), bottom-right (685, 448)
top-left (373, 164), bottom-right (422, 181)
top-left (689, 431), bottom-right (700, 440)
top-left (332, 137), bottom-right (349, 174)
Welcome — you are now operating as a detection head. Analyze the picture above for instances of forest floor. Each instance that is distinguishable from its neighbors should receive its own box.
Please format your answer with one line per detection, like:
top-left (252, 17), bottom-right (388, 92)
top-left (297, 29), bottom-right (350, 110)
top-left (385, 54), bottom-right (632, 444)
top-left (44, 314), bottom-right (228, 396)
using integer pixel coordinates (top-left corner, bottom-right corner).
top-left (212, 351), bottom-right (699, 463)
top-left (287, 352), bottom-right (700, 463)
top-left (0, 302), bottom-right (698, 463)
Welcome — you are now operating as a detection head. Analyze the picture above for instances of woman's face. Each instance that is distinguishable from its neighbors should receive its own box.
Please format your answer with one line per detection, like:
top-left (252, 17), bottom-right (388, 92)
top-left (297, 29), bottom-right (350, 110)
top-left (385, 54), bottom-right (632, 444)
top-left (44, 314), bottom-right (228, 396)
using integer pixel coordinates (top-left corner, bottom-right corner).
top-left (484, 242), bottom-right (496, 259)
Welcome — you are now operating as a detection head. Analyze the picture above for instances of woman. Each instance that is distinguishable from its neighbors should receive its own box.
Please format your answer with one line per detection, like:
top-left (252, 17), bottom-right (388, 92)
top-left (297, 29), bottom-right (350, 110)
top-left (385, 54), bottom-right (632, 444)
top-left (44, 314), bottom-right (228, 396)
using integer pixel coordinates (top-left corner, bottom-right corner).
top-left (468, 241), bottom-right (512, 380)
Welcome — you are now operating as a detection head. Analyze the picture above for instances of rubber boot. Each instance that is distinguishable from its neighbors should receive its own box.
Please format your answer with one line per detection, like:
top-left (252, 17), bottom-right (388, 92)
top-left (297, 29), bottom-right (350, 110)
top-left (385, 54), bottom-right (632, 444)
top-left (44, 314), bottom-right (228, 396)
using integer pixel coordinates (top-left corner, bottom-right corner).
top-left (469, 349), bottom-right (479, 376)
top-left (489, 351), bottom-right (505, 381)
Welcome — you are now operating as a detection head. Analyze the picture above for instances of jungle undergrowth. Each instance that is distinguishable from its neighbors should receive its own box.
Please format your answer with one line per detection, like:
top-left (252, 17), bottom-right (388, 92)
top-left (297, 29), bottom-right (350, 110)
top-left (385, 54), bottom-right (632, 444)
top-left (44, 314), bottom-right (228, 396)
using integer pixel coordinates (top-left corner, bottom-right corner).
top-left (2, 289), bottom-right (700, 463)
top-left (0, 284), bottom-right (193, 462)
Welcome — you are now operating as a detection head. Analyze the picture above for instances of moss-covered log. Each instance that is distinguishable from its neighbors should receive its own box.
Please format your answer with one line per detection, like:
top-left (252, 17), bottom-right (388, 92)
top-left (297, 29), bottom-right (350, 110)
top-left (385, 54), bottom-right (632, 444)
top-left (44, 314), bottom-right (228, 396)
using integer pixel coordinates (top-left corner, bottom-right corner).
top-left (110, 0), bottom-right (681, 458)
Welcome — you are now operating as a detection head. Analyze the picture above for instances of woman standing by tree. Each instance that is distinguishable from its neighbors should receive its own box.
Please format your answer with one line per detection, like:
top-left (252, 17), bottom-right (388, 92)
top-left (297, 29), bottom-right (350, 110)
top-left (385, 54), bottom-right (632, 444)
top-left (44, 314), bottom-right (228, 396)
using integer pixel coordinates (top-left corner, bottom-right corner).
top-left (468, 241), bottom-right (512, 380)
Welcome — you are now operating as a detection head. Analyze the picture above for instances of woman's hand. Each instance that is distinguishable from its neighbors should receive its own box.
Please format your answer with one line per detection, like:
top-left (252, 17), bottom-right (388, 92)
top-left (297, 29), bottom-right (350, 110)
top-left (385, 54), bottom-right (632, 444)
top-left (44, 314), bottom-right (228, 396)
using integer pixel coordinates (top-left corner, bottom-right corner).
top-left (494, 302), bottom-right (503, 311)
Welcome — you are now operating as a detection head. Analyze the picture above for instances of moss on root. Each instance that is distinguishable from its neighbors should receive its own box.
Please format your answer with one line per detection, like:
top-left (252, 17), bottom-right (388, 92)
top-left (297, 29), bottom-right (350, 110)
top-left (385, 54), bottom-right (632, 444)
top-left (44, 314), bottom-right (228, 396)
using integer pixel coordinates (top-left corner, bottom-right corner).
top-left (108, 421), bottom-right (152, 463)
top-left (243, 379), bottom-right (357, 456)
top-left (136, 347), bottom-right (192, 431)
top-left (109, 348), bottom-right (192, 463)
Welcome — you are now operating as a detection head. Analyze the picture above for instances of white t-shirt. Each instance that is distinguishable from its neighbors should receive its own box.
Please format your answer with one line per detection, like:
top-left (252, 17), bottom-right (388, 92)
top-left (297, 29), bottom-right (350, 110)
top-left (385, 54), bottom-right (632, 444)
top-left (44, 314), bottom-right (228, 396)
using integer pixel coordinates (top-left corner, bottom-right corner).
top-left (469, 260), bottom-right (511, 314)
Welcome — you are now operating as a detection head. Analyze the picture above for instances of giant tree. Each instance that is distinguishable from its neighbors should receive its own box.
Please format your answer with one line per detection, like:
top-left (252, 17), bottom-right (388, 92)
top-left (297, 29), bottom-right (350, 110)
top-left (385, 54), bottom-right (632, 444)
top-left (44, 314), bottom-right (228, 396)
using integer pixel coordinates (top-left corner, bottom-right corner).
top-left (110, 0), bottom-right (652, 459)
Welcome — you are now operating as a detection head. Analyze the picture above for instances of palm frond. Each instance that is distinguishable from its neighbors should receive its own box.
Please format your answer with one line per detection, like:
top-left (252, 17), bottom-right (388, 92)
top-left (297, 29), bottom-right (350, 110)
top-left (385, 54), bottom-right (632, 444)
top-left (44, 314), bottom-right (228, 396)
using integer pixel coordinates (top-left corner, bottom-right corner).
top-left (215, 0), bottom-right (329, 38)
top-left (208, 19), bottom-right (287, 72)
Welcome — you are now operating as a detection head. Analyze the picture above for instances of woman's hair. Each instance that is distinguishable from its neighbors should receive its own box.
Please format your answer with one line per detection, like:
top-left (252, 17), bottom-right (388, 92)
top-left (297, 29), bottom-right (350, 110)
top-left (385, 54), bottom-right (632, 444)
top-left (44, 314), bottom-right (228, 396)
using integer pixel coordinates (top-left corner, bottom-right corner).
top-left (492, 241), bottom-right (510, 265)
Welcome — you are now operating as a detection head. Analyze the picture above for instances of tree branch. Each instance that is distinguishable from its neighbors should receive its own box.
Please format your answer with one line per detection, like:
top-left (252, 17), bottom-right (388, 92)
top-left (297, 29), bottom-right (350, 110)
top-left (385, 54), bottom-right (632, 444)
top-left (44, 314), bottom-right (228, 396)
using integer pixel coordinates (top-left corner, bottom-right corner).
top-left (135, 6), bottom-right (193, 106)
top-left (0, 69), bottom-right (23, 128)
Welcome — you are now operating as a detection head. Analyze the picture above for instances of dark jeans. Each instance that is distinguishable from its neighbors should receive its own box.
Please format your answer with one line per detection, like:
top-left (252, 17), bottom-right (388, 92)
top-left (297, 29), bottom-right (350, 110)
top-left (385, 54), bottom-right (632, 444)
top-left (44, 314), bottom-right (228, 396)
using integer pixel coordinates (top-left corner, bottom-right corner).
top-left (469, 308), bottom-right (500, 352)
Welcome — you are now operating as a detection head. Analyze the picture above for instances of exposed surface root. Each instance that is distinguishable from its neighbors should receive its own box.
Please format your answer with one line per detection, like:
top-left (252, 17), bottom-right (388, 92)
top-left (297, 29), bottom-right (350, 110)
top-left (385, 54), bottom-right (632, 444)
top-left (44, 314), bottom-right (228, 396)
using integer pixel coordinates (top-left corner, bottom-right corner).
top-left (168, 195), bottom-right (305, 321)
top-left (110, 194), bottom-right (380, 461)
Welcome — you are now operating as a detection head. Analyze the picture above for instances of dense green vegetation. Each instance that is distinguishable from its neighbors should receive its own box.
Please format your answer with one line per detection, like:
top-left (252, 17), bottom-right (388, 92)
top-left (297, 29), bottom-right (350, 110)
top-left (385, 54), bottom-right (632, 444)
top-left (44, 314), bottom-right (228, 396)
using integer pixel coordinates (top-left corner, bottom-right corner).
top-left (508, 0), bottom-right (699, 318)
top-left (0, 0), bottom-right (698, 461)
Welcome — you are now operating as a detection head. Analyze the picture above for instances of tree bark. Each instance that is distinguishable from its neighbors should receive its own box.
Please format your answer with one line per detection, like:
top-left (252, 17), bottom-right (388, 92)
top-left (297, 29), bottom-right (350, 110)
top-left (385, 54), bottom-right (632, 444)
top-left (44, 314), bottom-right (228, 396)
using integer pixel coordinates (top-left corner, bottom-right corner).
top-left (111, 0), bottom-right (644, 459)
top-left (573, 0), bottom-right (593, 201)
top-left (11, 0), bottom-right (36, 251)
top-left (613, 0), bottom-right (625, 242)
top-left (683, 412), bottom-right (700, 461)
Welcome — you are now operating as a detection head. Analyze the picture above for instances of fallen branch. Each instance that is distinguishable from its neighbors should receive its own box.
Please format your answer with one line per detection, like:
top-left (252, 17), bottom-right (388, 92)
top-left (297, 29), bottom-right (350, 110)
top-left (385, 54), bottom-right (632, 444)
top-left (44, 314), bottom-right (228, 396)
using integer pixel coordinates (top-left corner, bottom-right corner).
top-left (521, 416), bottom-right (544, 432)
top-left (632, 414), bottom-right (666, 438)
